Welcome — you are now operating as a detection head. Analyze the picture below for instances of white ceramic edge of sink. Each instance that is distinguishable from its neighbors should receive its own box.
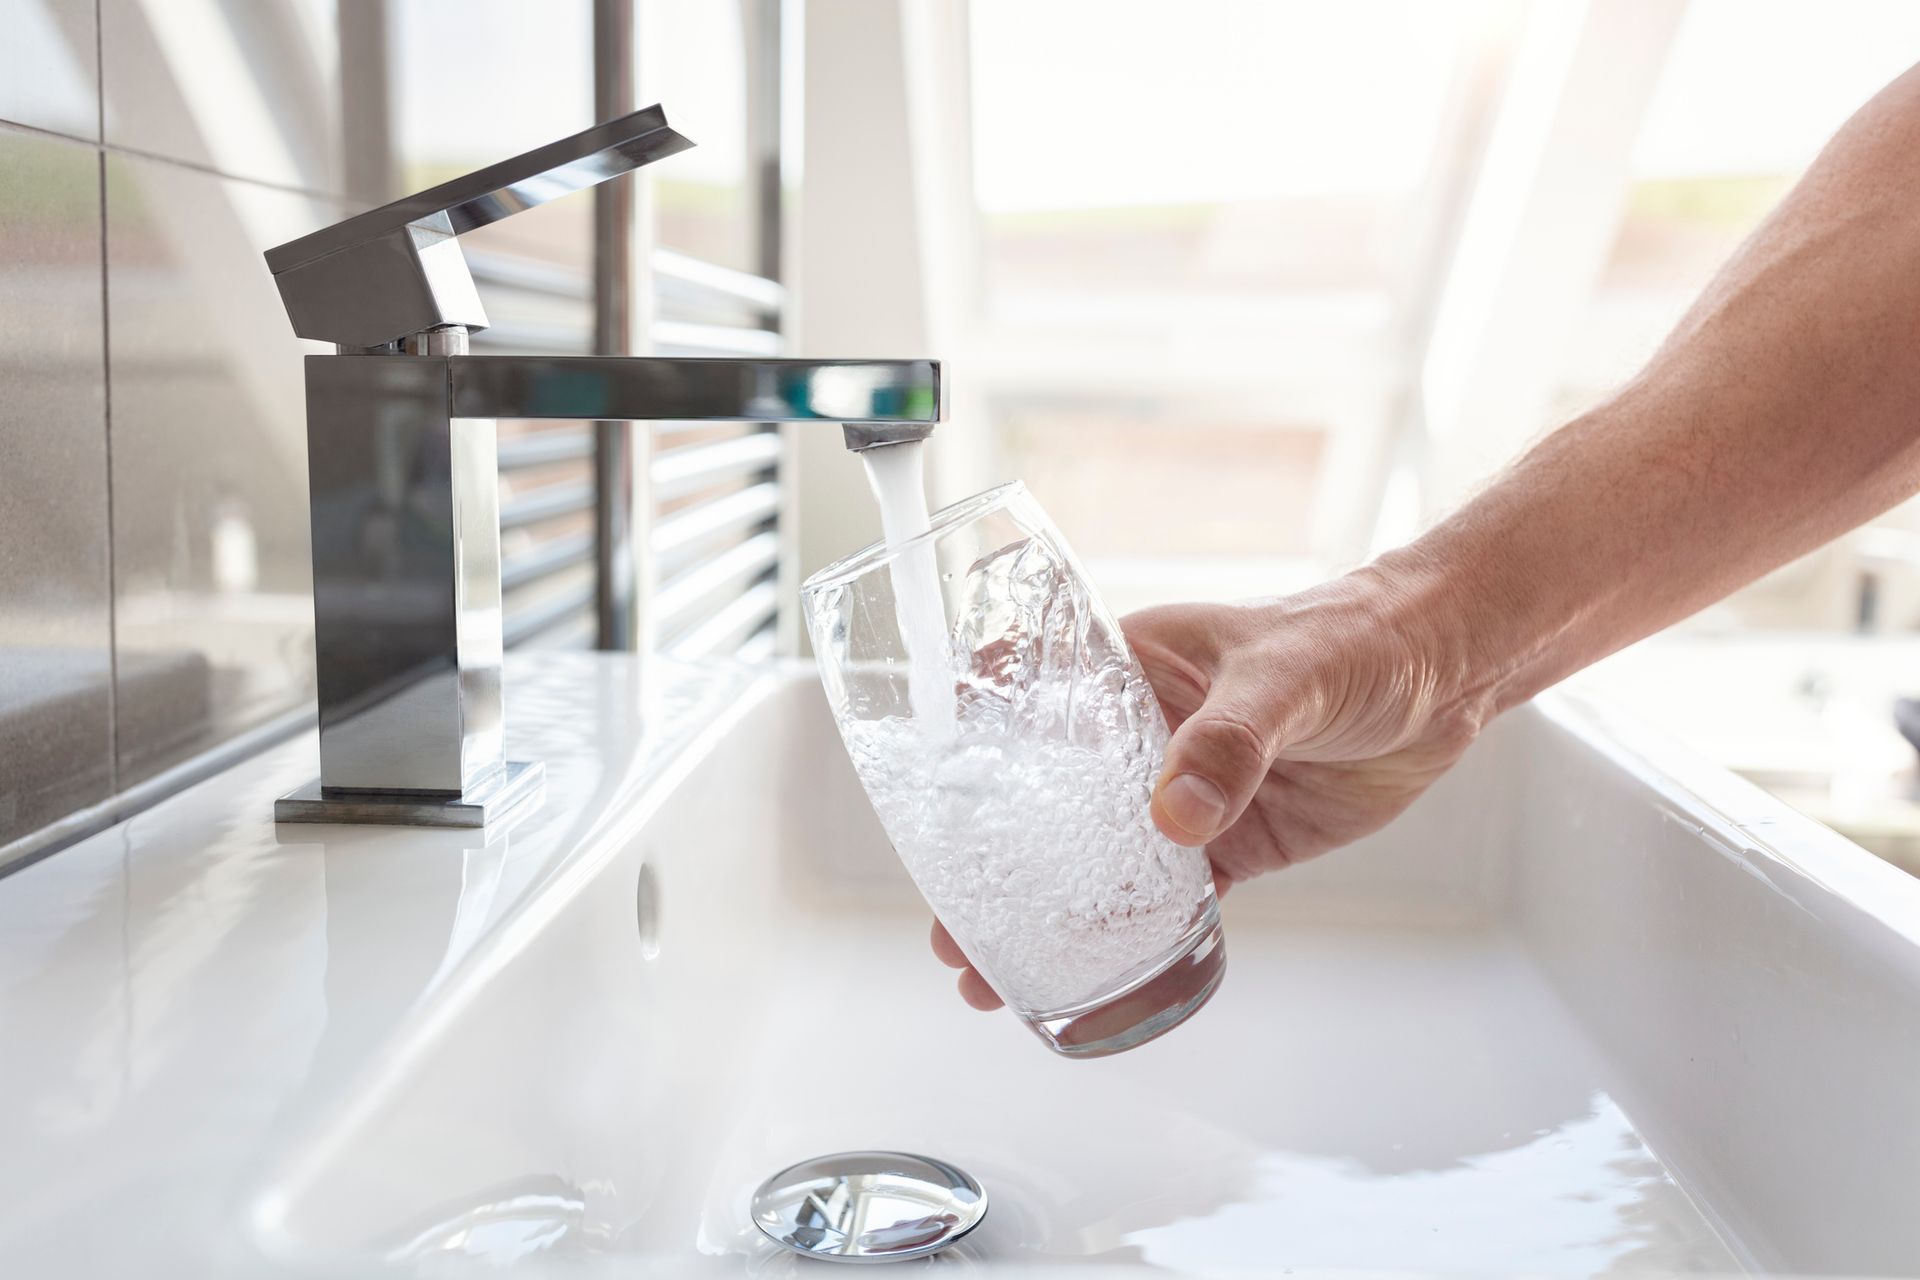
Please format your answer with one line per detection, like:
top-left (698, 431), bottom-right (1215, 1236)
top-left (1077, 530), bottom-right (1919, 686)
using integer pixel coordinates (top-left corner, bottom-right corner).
top-left (1543, 688), bottom-right (1920, 949)
top-left (1533, 687), bottom-right (1920, 1274)
top-left (244, 669), bottom-right (784, 1259)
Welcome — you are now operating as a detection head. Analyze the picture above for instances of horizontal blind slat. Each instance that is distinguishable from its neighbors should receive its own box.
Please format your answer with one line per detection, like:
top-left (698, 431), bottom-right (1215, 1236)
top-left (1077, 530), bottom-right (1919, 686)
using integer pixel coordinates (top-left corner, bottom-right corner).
top-left (653, 482), bottom-right (781, 565)
top-left (501, 481), bottom-right (593, 530)
top-left (650, 321), bottom-right (783, 357)
top-left (502, 532), bottom-right (594, 592)
top-left (498, 429), bottom-right (594, 470)
top-left (663, 579), bottom-right (780, 660)
top-left (654, 532), bottom-right (782, 631)
top-left (465, 251), bottom-right (592, 300)
top-left (650, 432), bottom-right (782, 500)
top-left (504, 579), bottom-right (595, 647)
top-left (652, 247), bottom-right (784, 315)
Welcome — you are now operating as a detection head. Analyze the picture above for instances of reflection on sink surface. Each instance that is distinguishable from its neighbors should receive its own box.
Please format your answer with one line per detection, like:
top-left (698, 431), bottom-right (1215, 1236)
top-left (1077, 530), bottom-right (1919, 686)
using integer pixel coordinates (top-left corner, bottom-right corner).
top-left (237, 666), bottom-right (1920, 1277)
top-left (312, 924), bottom-right (1731, 1276)
top-left (1133, 1094), bottom-right (1706, 1273)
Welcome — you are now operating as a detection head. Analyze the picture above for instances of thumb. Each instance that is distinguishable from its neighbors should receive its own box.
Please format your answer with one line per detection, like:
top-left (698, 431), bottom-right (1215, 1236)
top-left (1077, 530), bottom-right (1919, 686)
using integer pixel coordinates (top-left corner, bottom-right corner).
top-left (1152, 698), bottom-right (1279, 846)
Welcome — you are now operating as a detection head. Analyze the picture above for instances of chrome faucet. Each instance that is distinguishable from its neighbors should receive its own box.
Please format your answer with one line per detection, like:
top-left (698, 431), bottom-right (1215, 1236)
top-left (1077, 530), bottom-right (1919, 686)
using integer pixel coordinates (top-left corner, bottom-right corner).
top-left (264, 106), bottom-right (941, 827)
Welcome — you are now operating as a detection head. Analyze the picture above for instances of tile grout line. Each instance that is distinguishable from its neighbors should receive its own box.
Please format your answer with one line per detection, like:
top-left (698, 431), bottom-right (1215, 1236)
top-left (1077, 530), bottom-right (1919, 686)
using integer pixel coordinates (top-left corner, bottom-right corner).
top-left (0, 115), bottom-right (97, 148)
top-left (100, 139), bottom-right (348, 202)
top-left (0, 121), bottom-right (348, 206)
top-left (96, 0), bottom-right (119, 797)
top-left (94, 0), bottom-right (102, 143)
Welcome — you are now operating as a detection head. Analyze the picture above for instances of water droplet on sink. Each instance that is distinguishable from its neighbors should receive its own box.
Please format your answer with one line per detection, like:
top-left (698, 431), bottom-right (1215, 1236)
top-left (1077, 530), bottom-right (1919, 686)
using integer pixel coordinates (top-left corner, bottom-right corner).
top-left (635, 861), bottom-right (661, 960)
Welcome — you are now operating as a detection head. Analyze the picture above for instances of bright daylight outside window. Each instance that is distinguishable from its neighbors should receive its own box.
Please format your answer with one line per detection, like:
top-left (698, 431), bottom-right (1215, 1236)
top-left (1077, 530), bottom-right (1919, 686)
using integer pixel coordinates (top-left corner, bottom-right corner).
top-left (967, 0), bottom-right (1470, 611)
top-left (1558, 0), bottom-right (1920, 635)
top-left (968, 0), bottom-right (1920, 621)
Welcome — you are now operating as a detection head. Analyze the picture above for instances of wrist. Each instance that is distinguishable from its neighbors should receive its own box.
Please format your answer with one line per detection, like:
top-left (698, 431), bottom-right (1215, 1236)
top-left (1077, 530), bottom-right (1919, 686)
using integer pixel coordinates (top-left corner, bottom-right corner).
top-left (1352, 543), bottom-right (1508, 727)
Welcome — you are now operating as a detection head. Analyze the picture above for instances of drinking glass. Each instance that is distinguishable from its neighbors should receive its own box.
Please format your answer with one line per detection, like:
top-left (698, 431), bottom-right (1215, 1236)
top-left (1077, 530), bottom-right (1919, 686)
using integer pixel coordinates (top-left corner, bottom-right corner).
top-left (802, 481), bottom-right (1225, 1057)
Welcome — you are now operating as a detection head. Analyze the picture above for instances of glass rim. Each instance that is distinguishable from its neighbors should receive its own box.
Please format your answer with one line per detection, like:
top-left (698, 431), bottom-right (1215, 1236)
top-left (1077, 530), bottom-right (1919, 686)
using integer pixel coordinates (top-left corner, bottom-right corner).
top-left (801, 479), bottom-right (1028, 596)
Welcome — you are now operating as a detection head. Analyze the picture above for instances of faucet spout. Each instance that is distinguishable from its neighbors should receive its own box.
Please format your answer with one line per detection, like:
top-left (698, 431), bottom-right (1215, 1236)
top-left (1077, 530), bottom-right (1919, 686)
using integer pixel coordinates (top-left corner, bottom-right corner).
top-left (841, 422), bottom-right (937, 452)
top-left (446, 355), bottom-right (941, 438)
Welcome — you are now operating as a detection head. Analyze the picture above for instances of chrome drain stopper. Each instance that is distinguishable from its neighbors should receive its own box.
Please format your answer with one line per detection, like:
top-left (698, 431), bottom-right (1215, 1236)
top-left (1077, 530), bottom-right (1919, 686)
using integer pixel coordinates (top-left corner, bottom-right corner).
top-left (750, 1150), bottom-right (988, 1263)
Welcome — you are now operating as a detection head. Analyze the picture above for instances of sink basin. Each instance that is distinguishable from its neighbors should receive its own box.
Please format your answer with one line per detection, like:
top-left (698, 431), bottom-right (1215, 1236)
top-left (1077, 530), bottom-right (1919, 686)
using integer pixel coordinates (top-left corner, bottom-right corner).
top-left (3, 654), bottom-right (1915, 1276)
top-left (236, 667), bottom-right (1920, 1276)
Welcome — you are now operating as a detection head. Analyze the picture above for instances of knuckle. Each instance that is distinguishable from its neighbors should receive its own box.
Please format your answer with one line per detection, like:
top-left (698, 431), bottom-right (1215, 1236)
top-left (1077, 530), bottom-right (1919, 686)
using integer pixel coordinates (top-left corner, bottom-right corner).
top-left (1423, 702), bottom-right (1485, 758)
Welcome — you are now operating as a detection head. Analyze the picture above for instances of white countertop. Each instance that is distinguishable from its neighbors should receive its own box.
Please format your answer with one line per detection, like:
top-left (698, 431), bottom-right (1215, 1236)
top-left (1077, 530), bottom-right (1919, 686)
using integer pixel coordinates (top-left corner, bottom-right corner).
top-left (0, 653), bottom-right (764, 1278)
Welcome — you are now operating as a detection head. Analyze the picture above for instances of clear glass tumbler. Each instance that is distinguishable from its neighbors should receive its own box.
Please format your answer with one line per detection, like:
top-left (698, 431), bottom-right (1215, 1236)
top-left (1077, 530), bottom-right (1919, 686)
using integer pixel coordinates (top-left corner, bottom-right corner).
top-left (802, 481), bottom-right (1225, 1057)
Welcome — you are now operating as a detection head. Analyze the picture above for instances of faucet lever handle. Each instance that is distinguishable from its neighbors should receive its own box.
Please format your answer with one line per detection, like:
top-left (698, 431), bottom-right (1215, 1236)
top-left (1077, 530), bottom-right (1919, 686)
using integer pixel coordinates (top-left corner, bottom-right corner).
top-left (263, 106), bottom-right (694, 349)
top-left (267, 106), bottom-right (691, 274)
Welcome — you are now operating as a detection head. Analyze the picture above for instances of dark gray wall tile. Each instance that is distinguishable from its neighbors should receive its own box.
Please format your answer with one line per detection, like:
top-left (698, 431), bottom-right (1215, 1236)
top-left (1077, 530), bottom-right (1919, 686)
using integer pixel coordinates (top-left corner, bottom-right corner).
top-left (100, 0), bottom-right (344, 194)
top-left (0, 127), bottom-right (110, 845)
top-left (0, 0), bottom-right (98, 141)
top-left (106, 152), bottom-right (337, 785)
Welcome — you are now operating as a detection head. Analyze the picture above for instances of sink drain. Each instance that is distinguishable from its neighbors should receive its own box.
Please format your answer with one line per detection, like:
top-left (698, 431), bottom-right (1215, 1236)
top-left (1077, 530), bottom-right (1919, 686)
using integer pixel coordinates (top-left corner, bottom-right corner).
top-left (750, 1150), bottom-right (987, 1263)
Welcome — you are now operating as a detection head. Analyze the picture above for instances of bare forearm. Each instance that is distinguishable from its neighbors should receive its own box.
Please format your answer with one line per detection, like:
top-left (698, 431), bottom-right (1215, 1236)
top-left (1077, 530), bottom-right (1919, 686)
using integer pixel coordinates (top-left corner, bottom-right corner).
top-left (1388, 63), bottom-right (1920, 718)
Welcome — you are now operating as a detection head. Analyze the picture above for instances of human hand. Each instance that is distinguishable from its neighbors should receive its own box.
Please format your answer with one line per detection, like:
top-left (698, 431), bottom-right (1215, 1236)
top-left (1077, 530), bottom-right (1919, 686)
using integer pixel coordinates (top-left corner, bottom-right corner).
top-left (932, 566), bottom-right (1486, 1010)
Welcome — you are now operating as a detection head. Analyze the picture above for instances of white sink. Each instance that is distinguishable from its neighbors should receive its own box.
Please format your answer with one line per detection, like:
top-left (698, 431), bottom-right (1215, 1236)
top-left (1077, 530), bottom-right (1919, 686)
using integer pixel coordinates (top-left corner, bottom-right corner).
top-left (246, 669), bottom-right (1919, 1276)
top-left (1574, 634), bottom-right (1920, 875)
top-left (4, 655), bottom-right (1917, 1277)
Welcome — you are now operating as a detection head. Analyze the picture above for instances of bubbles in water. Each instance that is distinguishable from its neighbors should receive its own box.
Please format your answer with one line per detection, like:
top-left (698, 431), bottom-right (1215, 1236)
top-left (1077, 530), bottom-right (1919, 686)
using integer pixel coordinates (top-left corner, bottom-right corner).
top-left (843, 529), bottom-right (1211, 1014)
top-left (849, 717), bottom-right (1210, 1012)
top-left (838, 451), bottom-right (1214, 1016)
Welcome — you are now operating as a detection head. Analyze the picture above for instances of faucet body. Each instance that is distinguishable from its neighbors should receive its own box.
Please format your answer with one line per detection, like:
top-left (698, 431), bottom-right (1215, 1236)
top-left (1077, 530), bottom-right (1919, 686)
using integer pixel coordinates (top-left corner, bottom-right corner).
top-left (266, 107), bottom-right (940, 826)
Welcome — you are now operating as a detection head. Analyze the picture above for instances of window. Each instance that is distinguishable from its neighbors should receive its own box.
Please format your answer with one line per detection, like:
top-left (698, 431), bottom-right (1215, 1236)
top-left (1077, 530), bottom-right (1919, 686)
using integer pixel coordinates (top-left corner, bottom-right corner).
top-left (1556, 0), bottom-right (1920, 420)
top-left (967, 0), bottom-right (1482, 607)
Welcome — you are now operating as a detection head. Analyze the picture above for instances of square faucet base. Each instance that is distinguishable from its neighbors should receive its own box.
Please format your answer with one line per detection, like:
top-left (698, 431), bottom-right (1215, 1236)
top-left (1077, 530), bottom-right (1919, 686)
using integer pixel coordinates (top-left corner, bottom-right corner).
top-left (273, 760), bottom-right (545, 828)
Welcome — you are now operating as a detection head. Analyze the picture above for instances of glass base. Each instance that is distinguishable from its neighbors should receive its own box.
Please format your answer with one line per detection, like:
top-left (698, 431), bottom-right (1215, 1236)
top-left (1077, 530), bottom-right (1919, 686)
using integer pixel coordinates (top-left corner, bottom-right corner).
top-left (1019, 906), bottom-right (1226, 1058)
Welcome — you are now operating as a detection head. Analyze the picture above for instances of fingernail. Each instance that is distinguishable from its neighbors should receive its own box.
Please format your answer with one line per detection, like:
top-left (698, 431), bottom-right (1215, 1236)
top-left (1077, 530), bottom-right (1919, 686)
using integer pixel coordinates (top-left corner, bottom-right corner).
top-left (1160, 773), bottom-right (1227, 839)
